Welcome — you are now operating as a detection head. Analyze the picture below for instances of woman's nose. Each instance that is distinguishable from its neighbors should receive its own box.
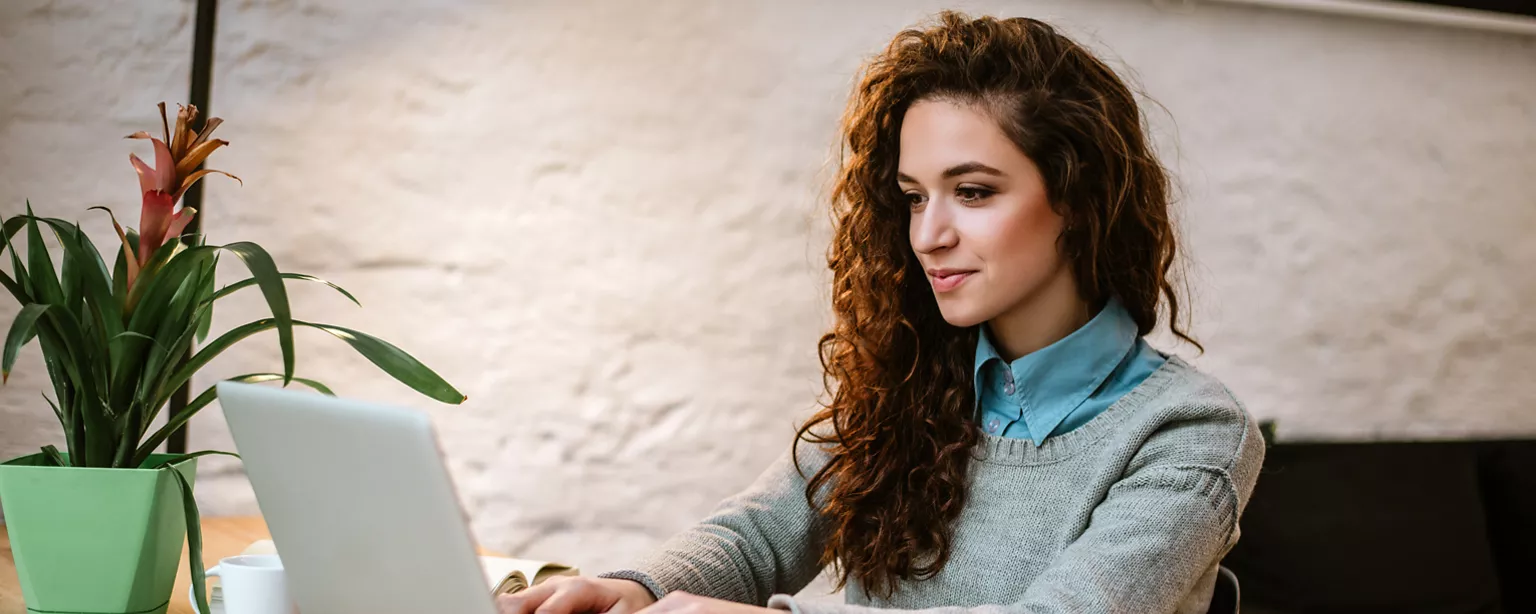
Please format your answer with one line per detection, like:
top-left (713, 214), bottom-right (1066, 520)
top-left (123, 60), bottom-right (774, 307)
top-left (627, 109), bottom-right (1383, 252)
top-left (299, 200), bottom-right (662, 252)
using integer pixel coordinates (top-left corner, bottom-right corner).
top-left (911, 200), bottom-right (958, 254)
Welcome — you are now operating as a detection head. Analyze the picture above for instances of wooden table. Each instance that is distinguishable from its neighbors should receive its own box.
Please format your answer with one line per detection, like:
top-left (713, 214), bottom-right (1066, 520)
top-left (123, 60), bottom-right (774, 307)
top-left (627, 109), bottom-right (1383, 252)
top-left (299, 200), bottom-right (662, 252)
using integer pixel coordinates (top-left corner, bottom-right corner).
top-left (1, 516), bottom-right (273, 614)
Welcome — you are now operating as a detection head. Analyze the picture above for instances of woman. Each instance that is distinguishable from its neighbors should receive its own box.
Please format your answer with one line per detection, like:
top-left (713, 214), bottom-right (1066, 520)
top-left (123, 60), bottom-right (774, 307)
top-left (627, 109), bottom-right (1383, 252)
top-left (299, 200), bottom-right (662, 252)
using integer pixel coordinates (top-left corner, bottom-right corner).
top-left (501, 11), bottom-right (1264, 614)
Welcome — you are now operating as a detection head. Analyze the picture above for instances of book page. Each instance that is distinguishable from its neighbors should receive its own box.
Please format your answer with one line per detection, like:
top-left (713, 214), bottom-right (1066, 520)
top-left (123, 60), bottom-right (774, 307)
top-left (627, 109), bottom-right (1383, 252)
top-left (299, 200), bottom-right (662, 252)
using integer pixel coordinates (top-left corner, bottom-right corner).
top-left (480, 556), bottom-right (580, 595)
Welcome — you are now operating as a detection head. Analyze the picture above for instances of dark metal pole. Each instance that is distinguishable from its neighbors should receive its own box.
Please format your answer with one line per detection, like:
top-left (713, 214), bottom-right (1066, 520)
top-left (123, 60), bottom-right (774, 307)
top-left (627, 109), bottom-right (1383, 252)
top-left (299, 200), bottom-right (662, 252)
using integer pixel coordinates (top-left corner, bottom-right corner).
top-left (166, 0), bottom-right (218, 455)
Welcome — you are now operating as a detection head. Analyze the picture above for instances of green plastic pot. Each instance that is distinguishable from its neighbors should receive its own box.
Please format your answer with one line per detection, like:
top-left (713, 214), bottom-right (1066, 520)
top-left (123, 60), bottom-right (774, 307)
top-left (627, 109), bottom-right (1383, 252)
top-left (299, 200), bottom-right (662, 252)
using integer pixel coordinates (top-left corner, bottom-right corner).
top-left (0, 452), bottom-right (197, 614)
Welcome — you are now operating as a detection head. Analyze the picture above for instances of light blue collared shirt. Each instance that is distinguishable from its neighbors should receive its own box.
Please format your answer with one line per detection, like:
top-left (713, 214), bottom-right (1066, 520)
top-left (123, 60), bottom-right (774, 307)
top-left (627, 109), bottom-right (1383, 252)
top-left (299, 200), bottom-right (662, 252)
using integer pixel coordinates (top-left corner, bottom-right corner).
top-left (973, 297), bottom-right (1167, 444)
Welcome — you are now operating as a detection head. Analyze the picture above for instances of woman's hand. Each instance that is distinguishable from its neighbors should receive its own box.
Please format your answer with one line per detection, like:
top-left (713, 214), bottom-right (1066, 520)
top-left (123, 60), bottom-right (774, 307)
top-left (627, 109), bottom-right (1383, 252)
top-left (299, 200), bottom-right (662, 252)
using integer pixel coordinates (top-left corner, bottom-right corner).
top-left (634, 591), bottom-right (779, 614)
top-left (497, 576), bottom-right (658, 614)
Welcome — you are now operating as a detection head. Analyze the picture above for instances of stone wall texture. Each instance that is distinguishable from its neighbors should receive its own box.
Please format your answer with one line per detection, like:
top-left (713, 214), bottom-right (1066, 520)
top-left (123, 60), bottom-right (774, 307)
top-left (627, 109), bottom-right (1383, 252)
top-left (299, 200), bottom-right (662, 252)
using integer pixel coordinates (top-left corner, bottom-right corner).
top-left (3, 0), bottom-right (1534, 584)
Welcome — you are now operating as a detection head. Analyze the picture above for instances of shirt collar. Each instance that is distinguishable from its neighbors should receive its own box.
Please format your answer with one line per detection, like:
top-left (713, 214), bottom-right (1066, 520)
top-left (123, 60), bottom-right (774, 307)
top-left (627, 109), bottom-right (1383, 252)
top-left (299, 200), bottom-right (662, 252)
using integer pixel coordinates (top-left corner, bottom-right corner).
top-left (972, 297), bottom-right (1140, 441)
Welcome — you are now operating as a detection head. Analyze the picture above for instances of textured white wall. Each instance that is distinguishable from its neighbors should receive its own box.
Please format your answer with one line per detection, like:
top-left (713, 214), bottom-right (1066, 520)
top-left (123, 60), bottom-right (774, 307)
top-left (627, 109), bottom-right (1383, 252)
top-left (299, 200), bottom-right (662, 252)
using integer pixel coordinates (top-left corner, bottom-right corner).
top-left (3, 0), bottom-right (1534, 578)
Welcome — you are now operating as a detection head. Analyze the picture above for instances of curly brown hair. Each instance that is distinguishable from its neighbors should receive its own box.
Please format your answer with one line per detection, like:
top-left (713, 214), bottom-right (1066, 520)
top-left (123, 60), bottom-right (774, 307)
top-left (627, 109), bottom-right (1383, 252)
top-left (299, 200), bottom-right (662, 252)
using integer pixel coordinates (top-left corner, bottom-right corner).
top-left (793, 11), bottom-right (1198, 598)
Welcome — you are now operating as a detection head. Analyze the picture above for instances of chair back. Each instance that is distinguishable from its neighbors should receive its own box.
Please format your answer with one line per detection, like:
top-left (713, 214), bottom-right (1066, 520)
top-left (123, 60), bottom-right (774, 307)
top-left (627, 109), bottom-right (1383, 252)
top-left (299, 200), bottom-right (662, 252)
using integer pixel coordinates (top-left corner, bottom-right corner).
top-left (1208, 565), bottom-right (1240, 614)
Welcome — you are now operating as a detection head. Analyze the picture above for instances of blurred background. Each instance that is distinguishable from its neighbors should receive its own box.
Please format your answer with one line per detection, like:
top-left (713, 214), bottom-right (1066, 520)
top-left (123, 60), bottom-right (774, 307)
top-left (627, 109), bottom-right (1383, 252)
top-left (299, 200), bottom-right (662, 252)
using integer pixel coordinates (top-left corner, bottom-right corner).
top-left (1, 0), bottom-right (1533, 607)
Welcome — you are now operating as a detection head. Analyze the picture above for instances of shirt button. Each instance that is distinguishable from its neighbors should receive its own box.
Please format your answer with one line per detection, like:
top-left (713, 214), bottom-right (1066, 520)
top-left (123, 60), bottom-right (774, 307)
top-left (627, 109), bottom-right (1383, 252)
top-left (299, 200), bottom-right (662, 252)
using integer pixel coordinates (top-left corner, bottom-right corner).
top-left (1003, 382), bottom-right (1016, 395)
top-left (987, 418), bottom-right (1000, 433)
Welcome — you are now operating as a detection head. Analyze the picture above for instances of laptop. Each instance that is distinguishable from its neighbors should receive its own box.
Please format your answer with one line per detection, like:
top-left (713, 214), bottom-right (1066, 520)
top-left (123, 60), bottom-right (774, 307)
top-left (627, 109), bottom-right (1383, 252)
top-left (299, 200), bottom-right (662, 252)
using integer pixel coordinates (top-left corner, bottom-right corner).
top-left (217, 381), bottom-right (499, 614)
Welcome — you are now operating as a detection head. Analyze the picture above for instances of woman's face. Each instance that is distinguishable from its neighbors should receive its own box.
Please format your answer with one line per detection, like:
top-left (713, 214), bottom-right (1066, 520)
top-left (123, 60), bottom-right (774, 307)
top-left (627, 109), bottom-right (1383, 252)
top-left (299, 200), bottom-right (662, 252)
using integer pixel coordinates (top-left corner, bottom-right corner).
top-left (899, 98), bottom-right (1073, 328)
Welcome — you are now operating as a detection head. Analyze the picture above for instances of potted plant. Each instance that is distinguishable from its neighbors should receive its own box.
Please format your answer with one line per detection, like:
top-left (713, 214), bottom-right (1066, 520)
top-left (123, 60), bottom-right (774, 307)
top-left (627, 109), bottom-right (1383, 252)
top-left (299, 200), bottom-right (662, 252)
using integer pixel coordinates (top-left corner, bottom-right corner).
top-left (0, 103), bottom-right (466, 614)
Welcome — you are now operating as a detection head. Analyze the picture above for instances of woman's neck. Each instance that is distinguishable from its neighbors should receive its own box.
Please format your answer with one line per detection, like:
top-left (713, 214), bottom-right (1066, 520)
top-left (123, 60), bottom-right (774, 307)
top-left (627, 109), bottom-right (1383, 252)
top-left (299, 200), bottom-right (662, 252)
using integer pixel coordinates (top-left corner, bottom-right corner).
top-left (984, 268), bottom-right (1093, 362)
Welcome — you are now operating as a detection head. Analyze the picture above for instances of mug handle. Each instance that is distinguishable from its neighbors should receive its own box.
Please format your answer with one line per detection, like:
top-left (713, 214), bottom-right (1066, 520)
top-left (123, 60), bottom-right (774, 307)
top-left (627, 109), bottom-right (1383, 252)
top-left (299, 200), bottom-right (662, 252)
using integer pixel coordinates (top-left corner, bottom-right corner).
top-left (187, 564), bottom-right (220, 613)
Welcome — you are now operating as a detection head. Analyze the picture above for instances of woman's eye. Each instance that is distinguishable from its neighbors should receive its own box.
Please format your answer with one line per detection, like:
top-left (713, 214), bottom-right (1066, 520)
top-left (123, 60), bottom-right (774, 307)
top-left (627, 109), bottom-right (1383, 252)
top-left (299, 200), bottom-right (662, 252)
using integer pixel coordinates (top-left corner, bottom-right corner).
top-left (956, 186), bottom-right (994, 203)
top-left (905, 192), bottom-right (926, 208)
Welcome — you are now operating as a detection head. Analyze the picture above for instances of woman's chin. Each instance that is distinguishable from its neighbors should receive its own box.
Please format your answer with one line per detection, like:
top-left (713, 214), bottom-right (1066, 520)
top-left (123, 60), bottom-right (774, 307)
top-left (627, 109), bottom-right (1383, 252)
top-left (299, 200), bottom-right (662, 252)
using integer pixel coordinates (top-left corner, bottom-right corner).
top-left (936, 300), bottom-right (990, 328)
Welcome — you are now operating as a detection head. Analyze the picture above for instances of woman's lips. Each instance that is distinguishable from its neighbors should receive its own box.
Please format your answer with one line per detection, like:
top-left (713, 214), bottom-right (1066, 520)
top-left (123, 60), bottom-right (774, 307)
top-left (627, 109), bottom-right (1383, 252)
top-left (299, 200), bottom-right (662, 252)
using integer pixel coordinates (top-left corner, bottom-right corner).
top-left (929, 270), bottom-right (974, 293)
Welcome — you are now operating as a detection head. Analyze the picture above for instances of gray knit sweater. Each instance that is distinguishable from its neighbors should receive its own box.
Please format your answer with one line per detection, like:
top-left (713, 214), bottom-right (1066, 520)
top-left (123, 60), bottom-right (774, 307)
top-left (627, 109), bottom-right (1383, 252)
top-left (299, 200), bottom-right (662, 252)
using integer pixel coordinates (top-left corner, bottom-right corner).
top-left (598, 356), bottom-right (1266, 614)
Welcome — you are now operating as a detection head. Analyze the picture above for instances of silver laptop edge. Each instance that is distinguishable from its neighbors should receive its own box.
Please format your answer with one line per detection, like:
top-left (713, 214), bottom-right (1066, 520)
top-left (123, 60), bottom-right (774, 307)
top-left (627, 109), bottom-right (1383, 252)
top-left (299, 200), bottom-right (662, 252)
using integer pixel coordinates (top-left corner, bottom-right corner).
top-left (217, 381), bottom-right (496, 614)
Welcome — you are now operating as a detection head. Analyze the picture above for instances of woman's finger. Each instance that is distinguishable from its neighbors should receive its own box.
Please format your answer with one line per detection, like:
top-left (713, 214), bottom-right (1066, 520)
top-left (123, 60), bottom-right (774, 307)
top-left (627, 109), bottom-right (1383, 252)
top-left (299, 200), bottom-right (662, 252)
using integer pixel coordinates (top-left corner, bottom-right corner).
top-left (497, 579), bottom-right (566, 614)
top-left (534, 577), bottom-right (619, 614)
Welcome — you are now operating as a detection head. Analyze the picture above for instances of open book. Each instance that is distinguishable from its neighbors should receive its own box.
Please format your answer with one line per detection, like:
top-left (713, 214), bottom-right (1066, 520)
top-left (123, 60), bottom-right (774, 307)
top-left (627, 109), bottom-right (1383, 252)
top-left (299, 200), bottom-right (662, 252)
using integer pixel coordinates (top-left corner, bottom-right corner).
top-left (478, 555), bottom-right (581, 595)
top-left (237, 540), bottom-right (580, 598)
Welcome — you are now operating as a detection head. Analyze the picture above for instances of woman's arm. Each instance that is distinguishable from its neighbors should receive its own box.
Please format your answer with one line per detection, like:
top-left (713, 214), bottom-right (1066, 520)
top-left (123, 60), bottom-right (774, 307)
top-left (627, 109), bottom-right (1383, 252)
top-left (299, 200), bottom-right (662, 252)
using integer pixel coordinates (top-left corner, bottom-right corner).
top-left (598, 440), bottom-right (834, 605)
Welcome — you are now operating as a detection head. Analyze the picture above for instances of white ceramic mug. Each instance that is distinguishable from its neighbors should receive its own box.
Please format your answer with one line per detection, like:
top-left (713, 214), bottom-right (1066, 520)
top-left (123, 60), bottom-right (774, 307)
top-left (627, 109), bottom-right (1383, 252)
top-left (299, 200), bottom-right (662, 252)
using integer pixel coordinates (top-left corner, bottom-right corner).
top-left (188, 554), bottom-right (298, 614)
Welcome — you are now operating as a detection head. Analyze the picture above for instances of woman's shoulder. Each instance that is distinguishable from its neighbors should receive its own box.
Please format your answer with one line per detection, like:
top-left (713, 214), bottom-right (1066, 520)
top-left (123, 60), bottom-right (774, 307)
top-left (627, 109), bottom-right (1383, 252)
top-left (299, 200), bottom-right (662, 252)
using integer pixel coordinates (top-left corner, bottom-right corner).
top-left (1118, 355), bottom-right (1265, 476)
top-left (1143, 355), bottom-right (1250, 419)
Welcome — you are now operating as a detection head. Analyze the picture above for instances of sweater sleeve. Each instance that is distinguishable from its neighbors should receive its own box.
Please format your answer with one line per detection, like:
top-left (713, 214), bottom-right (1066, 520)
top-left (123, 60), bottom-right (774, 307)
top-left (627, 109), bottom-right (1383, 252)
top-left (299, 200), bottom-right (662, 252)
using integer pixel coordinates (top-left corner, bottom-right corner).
top-left (767, 406), bottom-right (1266, 614)
top-left (597, 441), bottom-right (832, 605)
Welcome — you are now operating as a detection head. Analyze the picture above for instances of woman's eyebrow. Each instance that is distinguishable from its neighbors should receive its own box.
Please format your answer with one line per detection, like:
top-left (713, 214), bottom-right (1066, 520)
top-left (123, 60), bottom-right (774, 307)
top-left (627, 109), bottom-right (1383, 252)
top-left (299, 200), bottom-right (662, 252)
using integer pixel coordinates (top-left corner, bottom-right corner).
top-left (896, 162), bottom-right (1006, 184)
top-left (942, 162), bottom-right (1005, 179)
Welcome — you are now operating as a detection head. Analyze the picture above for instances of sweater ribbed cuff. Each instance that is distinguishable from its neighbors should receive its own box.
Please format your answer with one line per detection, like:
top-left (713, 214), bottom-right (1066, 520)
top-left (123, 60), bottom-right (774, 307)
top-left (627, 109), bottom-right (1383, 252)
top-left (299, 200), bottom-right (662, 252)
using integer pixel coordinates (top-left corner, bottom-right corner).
top-left (595, 569), bottom-right (669, 602)
top-left (766, 594), bottom-right (804, 614)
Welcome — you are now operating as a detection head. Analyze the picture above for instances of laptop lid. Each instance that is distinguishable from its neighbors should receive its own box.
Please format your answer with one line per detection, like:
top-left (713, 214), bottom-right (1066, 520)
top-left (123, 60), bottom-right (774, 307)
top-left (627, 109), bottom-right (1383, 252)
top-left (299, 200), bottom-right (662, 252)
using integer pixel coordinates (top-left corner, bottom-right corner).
top-left (217, 381), bottom-right (496, 614)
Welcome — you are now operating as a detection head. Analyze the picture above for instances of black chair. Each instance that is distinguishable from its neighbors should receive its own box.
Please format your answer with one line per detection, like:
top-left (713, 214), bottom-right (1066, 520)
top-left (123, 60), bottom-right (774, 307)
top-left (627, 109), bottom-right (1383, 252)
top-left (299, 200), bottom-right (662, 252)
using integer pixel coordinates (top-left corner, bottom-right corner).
top-left (1221, 441), bottom-right (1536, 612)
top-left (1207, 565), bottom-right (1239, 614)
